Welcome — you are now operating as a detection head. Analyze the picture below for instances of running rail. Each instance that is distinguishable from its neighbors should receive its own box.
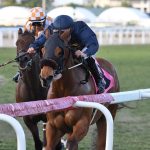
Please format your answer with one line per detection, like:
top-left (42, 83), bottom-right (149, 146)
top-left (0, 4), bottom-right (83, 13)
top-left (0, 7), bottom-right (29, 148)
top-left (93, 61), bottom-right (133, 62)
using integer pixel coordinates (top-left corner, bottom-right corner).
top-left (110, 89), bottom-right (150, 104)
top-left (0, 89), bottom-right (150, 117)
top-left (74, 101), bottom-right (113, 150)
top-left (0, 114), bottom-right (26, 150)
top-left (0, 88), bottom-right (150, 150)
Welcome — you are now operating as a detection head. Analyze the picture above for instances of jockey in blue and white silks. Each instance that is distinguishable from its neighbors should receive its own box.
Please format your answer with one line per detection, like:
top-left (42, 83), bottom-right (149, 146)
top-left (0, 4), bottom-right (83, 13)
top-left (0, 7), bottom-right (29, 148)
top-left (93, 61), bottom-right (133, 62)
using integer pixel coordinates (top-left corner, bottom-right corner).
top-left (13, 7), bottom-right (53, 83)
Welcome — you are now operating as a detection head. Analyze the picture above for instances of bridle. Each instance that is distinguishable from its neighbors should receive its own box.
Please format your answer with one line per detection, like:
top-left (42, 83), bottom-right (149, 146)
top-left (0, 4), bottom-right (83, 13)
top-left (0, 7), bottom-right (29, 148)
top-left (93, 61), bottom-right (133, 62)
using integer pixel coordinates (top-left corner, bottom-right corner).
top-left (0, 50), bottom-right (30, 68)
top-left (40, 34), bottom-right (89, 88)
top-left (40, 34), bottom-right (73, 88)
top-left (15, 31), bottom-right (36, 71)
top-left (41, 34), bottom-right (71, 74)
top-left (16, 49), bottom-right (33, 71)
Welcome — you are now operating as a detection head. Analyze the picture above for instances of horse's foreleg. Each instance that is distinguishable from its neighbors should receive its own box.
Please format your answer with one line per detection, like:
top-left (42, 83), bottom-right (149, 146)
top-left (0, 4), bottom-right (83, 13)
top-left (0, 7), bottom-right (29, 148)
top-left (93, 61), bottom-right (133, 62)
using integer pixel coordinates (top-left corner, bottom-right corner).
top-left (42, 122), bottom-right (47, 149)
top-left (46, 121), bottom-right (64, 150)
top-left (66, 119), bottom-right (90, 150)
top-left (66, 116), bottom-right (91, 150)
top-left (23, 117), bottom-right (42, 150)
top-left (43, 122), bottom-right (63, 150)
top-left (66, 136), bottom-right (78, 150)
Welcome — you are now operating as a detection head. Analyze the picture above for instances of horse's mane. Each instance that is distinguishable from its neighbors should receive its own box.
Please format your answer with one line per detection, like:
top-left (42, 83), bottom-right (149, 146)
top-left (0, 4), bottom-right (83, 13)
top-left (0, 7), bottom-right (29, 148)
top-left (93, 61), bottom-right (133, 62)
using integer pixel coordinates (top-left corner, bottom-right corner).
top-left (45, 33), bottom-right (60, 46)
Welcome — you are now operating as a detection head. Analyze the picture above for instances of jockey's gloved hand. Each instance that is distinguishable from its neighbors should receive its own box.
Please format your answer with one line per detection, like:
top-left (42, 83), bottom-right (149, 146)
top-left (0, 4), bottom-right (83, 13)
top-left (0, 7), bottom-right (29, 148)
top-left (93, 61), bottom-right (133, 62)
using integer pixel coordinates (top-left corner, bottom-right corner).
top-left (75, 50), bottom-right (87, 58)
top-left (27, 47), bottom-right (36, 54)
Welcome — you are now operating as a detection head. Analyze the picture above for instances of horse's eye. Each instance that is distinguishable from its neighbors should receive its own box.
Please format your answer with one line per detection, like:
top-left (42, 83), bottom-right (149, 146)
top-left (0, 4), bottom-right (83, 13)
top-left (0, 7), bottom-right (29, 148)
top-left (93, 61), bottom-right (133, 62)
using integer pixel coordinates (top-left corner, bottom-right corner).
top-left (55, 47), bottom-right (62, 57)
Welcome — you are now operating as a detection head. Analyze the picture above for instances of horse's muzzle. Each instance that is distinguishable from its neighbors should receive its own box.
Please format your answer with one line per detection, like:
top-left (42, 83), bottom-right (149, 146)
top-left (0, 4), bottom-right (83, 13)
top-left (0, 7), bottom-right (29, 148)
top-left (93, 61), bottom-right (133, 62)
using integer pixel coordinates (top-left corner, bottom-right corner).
top-left (40, 75), bottom-right (53, 88)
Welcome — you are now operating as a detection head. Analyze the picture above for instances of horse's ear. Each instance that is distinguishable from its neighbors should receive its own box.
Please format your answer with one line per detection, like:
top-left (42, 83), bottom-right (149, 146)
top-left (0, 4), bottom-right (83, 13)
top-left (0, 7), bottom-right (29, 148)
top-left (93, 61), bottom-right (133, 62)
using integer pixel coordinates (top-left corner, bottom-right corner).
top-left (41, 47), bottom-right (46, 57)
top-left (45, 29), bottom-right (51, 39)
top-left (60, 29), bottom-right (71, 41)
top-left (16, 28), bottom-right (23, 46)
top-left (18, 28), bottom-right (23, 35)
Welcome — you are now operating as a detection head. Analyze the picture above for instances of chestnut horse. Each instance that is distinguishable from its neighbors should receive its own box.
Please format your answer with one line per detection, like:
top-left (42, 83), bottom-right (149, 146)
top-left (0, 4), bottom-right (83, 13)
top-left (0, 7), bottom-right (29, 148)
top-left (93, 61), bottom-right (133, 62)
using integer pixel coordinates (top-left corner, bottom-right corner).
top-left (15, 29), bottom-right (48, 150)
top-left (40, 32), bottom-right (119, 150)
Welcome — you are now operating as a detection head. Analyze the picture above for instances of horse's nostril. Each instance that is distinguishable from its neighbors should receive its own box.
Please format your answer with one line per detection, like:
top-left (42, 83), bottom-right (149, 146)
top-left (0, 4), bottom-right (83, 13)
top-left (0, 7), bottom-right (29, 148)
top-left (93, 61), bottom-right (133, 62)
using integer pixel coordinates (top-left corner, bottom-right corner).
top-left (46, 76), bottom-right (53, 81)
top-left (40, 75), bottom-right (53, 88)
top-left (43, 79), bottom-right (47, 87)
top-left (24, 56), bottom-right (29, 61)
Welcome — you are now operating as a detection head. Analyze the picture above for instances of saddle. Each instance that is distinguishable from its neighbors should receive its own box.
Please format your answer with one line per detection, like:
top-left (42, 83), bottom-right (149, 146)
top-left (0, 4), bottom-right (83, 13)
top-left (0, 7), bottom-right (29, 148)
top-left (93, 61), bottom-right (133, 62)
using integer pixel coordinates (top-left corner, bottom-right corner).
top-left (74, 58), bottom-right (114, 94)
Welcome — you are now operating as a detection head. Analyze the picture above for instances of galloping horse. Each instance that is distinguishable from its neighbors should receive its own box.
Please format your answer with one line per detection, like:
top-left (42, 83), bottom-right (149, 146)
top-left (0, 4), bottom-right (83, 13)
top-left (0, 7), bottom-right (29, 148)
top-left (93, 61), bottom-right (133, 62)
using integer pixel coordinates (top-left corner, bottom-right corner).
top-left (15, 28), bottom-right (48, 150)
top-left (40, 32), bottom-right (120, 150)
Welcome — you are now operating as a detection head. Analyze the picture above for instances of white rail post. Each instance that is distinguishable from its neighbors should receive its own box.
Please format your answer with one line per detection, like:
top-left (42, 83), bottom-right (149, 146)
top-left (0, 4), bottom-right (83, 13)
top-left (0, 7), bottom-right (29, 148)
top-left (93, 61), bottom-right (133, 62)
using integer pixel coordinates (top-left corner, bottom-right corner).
top-left (0, 114), bottom-right (26, 150)
top-left (73, 101), bottom-right (113, 150)
top-left (110, 89), bottom-right (150, 104)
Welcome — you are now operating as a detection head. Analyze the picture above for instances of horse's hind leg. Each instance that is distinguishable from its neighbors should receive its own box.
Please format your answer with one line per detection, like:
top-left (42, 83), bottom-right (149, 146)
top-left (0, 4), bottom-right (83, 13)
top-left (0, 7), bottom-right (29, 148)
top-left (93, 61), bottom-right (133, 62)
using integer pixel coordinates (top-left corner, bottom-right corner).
top-left (23, 117), bottom-right (42, 150)
top-left (96, 104), bottom-right (118, 150)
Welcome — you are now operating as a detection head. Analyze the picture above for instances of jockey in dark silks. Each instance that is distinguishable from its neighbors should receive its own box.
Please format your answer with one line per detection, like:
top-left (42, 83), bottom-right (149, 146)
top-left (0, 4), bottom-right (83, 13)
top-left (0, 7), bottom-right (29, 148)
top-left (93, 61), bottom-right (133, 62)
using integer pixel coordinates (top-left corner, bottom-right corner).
top-left (27, 15), bottom-right (106, 93)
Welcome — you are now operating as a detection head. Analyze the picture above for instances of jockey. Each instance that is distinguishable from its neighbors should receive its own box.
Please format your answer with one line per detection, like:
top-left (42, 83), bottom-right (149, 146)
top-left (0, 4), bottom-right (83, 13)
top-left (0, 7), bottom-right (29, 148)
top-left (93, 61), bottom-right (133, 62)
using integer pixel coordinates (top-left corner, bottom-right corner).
top-left (24, 7), bottom-right (52, 39)
top-left (13, 7), bottom-right (52, 83)
top-left (27, 15), bottom-right (106, 93)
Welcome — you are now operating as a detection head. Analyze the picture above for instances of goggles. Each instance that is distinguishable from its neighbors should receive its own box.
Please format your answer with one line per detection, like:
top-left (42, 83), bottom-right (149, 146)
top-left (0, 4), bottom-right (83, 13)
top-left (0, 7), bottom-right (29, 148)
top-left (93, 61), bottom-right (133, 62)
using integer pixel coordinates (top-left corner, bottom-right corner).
top-left (53, 29), bottom-right (70, 34)
top-left (32, 22), bottom-right (44, 27)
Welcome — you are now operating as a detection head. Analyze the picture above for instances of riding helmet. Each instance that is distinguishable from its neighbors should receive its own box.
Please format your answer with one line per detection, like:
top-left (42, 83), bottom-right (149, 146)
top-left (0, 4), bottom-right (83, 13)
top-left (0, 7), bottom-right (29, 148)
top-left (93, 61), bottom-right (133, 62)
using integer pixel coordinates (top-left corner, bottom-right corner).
top-left (28, 7), bottom-right (46, 22)
top-left (52, 15), bottom-right (74, 30)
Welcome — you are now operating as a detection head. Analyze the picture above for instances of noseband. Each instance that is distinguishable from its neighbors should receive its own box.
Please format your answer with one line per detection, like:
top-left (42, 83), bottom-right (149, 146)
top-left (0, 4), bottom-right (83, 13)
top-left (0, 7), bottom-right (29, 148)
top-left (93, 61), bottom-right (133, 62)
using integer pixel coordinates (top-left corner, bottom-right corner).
top-left (16, 49), bottom-right (33, 71)
top-left (43, 34), bottom-right (71, 73)
top-left (40, 35), bottom-right (72, 88)
top-left (51, 39), bottom-right (70, 75)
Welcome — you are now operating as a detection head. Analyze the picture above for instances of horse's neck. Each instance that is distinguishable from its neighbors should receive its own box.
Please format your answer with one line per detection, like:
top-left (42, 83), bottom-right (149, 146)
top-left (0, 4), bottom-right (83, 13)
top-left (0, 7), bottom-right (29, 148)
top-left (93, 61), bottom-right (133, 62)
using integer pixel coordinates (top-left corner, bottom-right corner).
top-left (23, 68), bottom-right (42, 99)
top-left (22, 62), bottom-right (41, 92)
top-left (63, 53), bottom-right (77, 79)
top-left (54, 57), bottom-right (86, 92)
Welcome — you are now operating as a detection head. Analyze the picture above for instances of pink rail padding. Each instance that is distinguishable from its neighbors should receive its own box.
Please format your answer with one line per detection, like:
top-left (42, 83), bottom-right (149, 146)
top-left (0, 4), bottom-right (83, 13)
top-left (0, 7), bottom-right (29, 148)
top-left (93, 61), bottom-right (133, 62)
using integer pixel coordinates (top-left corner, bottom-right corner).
top-left (0, 94), bottom-right (114, 117)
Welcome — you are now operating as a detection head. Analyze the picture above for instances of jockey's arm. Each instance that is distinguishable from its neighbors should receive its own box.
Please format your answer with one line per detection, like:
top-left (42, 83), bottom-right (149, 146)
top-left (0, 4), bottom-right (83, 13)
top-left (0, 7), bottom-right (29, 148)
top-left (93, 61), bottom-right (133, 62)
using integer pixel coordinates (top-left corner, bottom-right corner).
top-left (75, 21), bottom-right (99, 57)
top-left (82, 37), bottom-right (99, 57)
top-left (28, 33), bottom-right (46, 53)
top-left (75, 50), bottom-right (87, 58)
top-left (28, 25), bottom-right (53, 53)
top-left (74, 37), bottom-right (99, 58)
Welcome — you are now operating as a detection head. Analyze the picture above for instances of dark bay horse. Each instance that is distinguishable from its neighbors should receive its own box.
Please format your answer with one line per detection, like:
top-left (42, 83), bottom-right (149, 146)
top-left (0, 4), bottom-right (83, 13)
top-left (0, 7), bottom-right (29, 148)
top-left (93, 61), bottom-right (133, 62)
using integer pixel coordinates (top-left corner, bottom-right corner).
top-left (40, 32), bottom-right (120, 150)
top-left (15, 29), bottom-right (48, 150)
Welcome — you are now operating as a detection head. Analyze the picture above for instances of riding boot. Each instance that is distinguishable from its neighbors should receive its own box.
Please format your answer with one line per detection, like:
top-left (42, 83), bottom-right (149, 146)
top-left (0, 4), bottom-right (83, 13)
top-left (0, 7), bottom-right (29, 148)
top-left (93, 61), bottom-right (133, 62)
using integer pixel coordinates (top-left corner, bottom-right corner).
top-left (12, 71), bottom-right (20, 83)
top-left (86, 57), bottom-right (106, 93)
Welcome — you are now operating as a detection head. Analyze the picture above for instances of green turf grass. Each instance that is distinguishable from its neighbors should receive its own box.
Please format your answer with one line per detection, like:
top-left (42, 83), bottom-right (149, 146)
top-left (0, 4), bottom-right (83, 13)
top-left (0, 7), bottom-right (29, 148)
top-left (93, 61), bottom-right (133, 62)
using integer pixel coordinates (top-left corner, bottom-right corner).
top-left (0, 45), bottom-right (150, 150)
